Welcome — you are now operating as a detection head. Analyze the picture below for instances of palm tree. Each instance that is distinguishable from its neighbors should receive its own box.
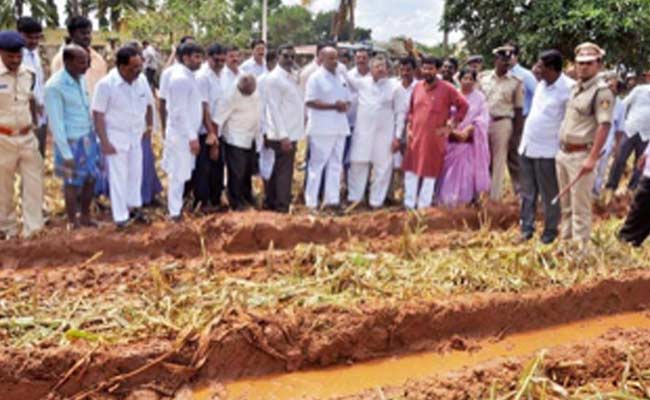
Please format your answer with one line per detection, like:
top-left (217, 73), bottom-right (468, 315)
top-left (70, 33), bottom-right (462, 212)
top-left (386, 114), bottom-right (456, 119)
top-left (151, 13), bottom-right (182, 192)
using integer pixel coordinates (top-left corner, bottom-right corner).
top-left (331, 0), bottom-right (355, 42)
top-left (301, 0), bottom-right (356, 42)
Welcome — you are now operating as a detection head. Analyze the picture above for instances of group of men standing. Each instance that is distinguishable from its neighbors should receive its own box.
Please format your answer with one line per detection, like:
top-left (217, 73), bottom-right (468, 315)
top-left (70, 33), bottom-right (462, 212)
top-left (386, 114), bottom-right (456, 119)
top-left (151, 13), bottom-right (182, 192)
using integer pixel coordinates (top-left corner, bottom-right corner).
top-left (1, 18), bottom-right (649, 248)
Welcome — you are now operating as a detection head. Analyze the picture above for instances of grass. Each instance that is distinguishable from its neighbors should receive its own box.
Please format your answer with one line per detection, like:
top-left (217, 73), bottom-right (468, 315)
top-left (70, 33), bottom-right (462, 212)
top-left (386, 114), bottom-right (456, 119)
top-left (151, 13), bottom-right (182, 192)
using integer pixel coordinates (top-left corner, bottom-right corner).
top-left (1, 216), bottom-right (648, 349)
top-left (486, 350), bottom-right (650, 400)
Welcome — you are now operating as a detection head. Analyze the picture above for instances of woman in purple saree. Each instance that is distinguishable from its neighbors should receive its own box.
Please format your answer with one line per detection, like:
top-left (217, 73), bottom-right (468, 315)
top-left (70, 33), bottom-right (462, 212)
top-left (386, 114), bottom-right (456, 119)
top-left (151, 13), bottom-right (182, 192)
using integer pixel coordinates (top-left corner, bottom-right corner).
top-left (438, 68), bottom-right (491, 206)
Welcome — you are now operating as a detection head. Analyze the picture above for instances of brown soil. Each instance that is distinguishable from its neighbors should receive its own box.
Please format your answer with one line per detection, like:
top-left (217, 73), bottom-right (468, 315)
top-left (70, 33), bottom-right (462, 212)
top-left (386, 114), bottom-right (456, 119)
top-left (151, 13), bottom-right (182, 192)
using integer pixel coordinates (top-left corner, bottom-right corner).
top-left (0, 203), bottom-right (518, 270)
top-left (2, 270), bottom-right (650, 400)
top-left (339, 327), bottom-right (650, 399)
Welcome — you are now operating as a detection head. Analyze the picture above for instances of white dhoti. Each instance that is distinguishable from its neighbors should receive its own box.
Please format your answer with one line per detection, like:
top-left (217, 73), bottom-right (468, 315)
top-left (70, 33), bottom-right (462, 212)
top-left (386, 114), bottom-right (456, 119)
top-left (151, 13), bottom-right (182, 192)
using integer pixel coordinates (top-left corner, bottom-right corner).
top-left (348, 159), bottom-right (393, 208)
top-left (107, 139), bottom-right (143, 223)
top-left (162, 135), bottom-right (196, 217)
top-left (305, 135), bottom-right (346, 209)
top-left (404, 171), bottom-right (436, 210)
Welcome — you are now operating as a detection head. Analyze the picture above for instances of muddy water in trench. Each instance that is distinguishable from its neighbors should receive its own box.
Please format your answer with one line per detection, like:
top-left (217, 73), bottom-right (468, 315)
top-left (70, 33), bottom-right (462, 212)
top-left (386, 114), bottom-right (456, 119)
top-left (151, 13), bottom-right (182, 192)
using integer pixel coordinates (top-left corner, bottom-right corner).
top-left (193, 312), bottom-right (650, 400)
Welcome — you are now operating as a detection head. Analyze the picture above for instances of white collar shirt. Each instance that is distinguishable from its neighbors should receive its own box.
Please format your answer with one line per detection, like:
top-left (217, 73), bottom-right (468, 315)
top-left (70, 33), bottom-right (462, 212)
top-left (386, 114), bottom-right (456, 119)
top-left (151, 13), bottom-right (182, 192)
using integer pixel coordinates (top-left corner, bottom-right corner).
top-left (196, 63), bottom-right (223, 135)
top-left (623, 84), bottom-right (650, 139)
top-left (240, 57), bottom-right (267, 78)
top-left (263, 66), bottom-right (305, 141)
top-left (519, 73), bottom-right (575, 158)
top-left (305, 66), bottom-right (351, 137)
top-left (142, 46), bottom-right (159, 70)
top-left (159, 62), bottom-right (179, 100)
top-left (346, 66), bottom-right (369, 125)
top-left (21, 47), bottom-right (46, 125)
top-left (91, 68), bottom-right (154, 151)
top-left (166, 64), bottom-right (203, 141)
top-left (216, 86), bottom-right (262, 149)
top-left (220, 66), bottom-right (242, 95)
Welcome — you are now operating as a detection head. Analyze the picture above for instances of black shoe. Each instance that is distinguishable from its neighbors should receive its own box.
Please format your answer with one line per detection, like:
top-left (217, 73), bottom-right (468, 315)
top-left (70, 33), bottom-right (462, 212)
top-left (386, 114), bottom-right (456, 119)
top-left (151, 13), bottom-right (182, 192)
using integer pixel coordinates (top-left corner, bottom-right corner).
top-left (130, 209), bottom-right (151, 225)
top-left (115, 220), bottom-right (131, 230)
top-left (540, 235), bottom-right (556, 245)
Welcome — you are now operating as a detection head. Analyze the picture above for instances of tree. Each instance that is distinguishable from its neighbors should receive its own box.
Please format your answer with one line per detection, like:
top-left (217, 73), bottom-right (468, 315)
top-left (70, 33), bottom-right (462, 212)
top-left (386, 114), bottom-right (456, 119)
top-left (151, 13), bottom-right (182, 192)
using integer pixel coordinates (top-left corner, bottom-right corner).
top-left (0, 0), bottom-right (56, 29)
top-left (443, 0), bottom-right (650, 70)
top-left (313, 10), bottom-right (371, 43)
top-left (267, 5), bottom-right (314, 48)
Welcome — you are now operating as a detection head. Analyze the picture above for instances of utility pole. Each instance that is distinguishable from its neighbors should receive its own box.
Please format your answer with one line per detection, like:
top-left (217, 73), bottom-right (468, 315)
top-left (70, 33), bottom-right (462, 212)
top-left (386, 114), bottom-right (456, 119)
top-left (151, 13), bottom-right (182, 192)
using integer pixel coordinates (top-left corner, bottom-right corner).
top-left (262, 0), bottom-right (268, 42)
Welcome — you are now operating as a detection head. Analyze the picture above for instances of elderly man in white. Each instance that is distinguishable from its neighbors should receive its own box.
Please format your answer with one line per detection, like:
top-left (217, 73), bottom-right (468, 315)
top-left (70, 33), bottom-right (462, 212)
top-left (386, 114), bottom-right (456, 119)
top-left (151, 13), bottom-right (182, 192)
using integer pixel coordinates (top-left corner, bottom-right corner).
top-left (304, 47), bottom-right (352, 212)
top-left (93, 46), bottom-right (154, 228)
top-left (262, 44), bottom-right (304, 213)
top-left (346, 55), bottom-right (406, 208)
top-left (161, 42), bottom-right (204, 220)
top-left (216, 74), bottom-right (263, 210)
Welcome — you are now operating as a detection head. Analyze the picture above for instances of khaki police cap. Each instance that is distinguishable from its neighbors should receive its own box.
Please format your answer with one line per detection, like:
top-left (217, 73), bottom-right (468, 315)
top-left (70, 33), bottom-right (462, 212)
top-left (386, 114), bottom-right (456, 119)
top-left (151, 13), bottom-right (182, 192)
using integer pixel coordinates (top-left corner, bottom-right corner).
top-left (575, 42), bottom-right (605, 62)
top-left (492, 45), bottom-right (515, 58)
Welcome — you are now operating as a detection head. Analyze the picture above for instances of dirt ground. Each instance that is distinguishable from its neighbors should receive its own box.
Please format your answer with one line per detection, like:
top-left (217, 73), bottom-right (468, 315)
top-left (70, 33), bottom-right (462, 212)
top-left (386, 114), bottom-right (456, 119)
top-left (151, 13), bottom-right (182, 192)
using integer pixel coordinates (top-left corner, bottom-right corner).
top-left (0, 198), bottom-right (647, 400)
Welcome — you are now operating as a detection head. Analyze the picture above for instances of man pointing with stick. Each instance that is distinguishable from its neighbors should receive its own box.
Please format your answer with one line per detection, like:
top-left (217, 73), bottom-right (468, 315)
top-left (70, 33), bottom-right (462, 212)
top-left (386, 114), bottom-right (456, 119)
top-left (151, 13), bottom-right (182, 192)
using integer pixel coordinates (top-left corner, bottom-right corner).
top-left (555, 43), bottom-right (614, 243)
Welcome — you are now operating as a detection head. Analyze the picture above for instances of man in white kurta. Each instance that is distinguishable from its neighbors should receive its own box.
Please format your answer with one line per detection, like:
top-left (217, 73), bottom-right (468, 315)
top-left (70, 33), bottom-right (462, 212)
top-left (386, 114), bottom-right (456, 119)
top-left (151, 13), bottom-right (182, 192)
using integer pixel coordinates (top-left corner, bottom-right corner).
top-left (240, 39), bottom-right (267, 78)
top-left (304, 47), bottom-right (351, 210)
top-left (161, 43), bottom-right (204, 219)
top-left (347, 56), bottom-right (406, 208)
top-left (216, 74), bottom-right (263, 210)
top-left (93, 46), bottom-right (154, 227)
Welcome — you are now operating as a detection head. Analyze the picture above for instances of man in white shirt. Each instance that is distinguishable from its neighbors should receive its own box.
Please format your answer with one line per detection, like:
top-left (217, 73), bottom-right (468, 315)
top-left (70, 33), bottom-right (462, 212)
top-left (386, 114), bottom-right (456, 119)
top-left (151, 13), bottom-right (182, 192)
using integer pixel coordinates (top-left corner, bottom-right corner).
top-left (304, 47), bottom-right (351, 212)
top-left (221, 46), bottom-right (242, 94)
top-left (142, 40), bottom-right (160, 89)
top-left (262, 44), bottom-right (304, 213)
top-left (161, 42), bottom-right (204, 220)
top-left (618, 144), bottom-right (650, 246)
top-left (216, 74), bottom-right (262, 210)
top-left (346, 55), bottom-right (406, 209)
top-left (518, 49), bottom-right (574, 244)
top-left (194, 43), bottom-right (225, 212)
top-left (93, 46), bottom-right (154, 228)
top-left (159, 36), bottom-right (194, 133)
top-left (17, 17), bottom-right (47, 158)
top-left (343, 48), bottom-right (371, 178)
top-left (300, 42), bottom-right (330, 94)
top-left (240, 39), bottom-right (267, 78)
top-left (606, 81), bottom-right (650, 193)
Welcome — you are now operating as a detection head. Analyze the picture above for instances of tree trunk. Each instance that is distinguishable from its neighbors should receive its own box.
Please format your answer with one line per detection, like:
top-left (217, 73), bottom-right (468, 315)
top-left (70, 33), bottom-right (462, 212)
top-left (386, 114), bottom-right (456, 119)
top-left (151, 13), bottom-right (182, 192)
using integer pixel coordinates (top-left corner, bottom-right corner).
top-left (348, 0), bottom-right (355, 42)
top-left (68, 0), bottom-right (80, 17)
top-left (15, 0), bottom-right (24, 18)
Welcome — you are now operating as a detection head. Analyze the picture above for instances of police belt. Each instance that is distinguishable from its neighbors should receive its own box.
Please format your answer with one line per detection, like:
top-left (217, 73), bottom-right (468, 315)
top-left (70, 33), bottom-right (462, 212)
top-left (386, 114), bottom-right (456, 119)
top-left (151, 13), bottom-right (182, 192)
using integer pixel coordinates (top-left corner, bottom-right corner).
top-left (0, 125), bottom-right (32, 136)
top-left (560, 142), bottom-right (592, 153)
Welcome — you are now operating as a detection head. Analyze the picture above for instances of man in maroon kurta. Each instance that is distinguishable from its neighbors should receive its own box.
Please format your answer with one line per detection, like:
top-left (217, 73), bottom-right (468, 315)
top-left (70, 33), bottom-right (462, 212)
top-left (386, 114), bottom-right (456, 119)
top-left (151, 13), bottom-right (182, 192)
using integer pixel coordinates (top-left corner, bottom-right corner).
top-left (402, 56), bottom-right (468, 209)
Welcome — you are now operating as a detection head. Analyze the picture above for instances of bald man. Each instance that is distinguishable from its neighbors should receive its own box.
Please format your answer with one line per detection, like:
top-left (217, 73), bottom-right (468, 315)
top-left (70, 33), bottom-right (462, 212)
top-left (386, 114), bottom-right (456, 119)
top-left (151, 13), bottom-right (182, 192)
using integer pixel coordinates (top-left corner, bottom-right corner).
top-left (304, 47), bottom-right (352, 212)
top-left (216, 74), bottom-right (263, 210)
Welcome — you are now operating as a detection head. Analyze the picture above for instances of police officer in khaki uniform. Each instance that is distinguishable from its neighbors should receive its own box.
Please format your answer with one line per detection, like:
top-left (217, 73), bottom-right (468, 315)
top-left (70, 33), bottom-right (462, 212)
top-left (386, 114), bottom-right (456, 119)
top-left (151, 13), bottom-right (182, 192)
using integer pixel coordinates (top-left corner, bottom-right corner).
top-left (557, 42), bottom-right (614, 243)
top-left (479, 46), bottom-right (525, 200)
top-left (0, 31), bottom-right (44, 240)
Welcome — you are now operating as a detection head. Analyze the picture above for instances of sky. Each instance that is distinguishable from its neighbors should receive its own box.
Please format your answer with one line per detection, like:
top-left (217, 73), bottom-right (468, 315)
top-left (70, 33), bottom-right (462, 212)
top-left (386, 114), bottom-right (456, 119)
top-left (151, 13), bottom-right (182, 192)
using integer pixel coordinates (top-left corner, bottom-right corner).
top-left (53, 0), bottom-right (452, 46)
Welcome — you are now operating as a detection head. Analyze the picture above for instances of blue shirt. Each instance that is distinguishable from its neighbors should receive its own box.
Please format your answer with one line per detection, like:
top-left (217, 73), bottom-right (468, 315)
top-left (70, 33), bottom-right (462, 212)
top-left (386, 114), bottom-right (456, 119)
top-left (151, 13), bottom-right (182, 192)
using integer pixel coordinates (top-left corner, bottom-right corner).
top-left (603, 97), bottom-right (625, 153)
top-left (511, 63), bottom-right (538, 117)
top-left (44, 69), bottom-right (92, 160)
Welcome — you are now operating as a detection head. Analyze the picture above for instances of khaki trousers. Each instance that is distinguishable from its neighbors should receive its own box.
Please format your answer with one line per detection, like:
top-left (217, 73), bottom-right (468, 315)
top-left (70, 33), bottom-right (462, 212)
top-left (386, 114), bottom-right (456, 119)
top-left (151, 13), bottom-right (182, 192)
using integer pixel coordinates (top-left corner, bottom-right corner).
top-left (0, 133), bottom-right (44, 238)
top-left (555, 149), bottom-right (595, 243)
top-left (488, 118), bottom-right (513, 200)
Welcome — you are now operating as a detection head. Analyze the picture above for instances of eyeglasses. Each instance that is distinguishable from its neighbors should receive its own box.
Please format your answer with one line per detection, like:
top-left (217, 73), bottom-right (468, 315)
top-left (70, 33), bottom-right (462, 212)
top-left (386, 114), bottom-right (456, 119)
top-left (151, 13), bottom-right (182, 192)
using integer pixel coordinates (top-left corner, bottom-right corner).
top-left (281, 53), bottom-right (295, 59)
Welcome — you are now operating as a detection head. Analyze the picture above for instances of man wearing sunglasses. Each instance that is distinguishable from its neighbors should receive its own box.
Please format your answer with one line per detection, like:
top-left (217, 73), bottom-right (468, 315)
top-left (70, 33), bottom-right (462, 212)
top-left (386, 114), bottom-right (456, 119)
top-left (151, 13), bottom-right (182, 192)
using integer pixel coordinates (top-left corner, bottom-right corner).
top-left (556, 42), bottom-right (614, 244)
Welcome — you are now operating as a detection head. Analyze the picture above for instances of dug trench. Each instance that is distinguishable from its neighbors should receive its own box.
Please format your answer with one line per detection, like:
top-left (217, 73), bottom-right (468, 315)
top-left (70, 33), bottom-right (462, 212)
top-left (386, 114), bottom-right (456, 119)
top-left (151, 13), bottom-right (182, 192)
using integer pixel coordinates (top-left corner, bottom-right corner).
top-left (0, 203), bottom-right (519, 269)
top-left (334, 327), bottom-right (650, 400)
top-left (2, 270), bottom-right (650, 399)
